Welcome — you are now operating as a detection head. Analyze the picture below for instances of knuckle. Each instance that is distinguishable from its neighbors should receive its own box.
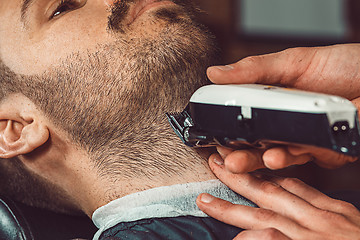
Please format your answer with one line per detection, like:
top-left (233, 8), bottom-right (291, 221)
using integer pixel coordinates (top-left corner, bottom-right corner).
top-left (243, 55), bottom-right (257, 62)
top-left (241, 56), bottom-right (262, 66)
top-left (216, 200), bottom-right (234, 212)
top-left (333, 200), bottom-right (358, 213)
top-left (235, 230), bottom-right (251, 239)
top-left (262, 228), bottom-right (283, 240)
top-left (338, 154), bottom-right (354, 165)
top-left (319, 210), bottom-right (348, 224)
top-left (236, 229), bottom-right (284, 240)
top-left (282, 46), bottom-right (307, 56)
top-left (259, 181), bottom-right (282, 194)
top-left (349, 156), bottom-right (358, 163)
top-left (326, 155), bottom-right (349, 169)
top-left (280, 177), bottom-right (303, 188)
top-left (254, 208), bottom-right (278, 222)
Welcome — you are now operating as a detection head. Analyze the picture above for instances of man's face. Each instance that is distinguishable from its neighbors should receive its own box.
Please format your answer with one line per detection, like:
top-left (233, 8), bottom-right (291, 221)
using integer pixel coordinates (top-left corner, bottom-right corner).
top-left (0, 0), bottom-right (215, 178)
top-left (0, 0), bottom-right (207, 75)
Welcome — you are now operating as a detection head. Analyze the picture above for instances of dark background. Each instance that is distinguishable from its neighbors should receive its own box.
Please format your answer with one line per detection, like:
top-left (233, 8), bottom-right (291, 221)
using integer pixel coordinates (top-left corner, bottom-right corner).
top-left (194, 0), bottom-right (360, 193)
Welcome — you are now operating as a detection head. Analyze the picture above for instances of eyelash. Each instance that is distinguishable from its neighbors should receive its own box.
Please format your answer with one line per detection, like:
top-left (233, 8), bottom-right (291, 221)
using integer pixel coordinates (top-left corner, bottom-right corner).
top-left (51, 0), bottom-right (80, 19)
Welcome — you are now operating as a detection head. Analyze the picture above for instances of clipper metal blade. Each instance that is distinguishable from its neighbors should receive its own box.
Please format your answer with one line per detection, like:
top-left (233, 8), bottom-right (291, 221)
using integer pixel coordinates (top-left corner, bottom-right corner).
top-left (166, 106), bottom-right (215, 147)
top-left (165, 106), bottom-right (194, 146)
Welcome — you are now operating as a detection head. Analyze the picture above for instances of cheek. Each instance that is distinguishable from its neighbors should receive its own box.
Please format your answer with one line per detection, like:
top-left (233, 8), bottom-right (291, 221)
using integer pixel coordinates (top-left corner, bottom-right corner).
top-left (2, 8), bottom-right (113, 75)
top-left (0, 21), bottom-right (29, 74)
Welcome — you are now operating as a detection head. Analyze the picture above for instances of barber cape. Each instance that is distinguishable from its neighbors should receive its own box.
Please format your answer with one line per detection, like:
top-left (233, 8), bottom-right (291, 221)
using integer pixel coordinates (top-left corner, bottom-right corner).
top-left (92, 180), bottom-right (256, 240)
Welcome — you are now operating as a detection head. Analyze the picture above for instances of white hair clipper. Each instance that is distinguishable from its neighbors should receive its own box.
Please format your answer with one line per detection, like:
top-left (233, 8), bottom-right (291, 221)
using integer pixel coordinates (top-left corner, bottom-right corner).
top-left (166, 84), bottom-right (360, 157)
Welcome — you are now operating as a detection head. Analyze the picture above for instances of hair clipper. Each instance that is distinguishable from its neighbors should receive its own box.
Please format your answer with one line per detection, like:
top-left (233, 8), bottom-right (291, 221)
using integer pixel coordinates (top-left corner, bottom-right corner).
top-left (166, 84), bottom-right (360, 157)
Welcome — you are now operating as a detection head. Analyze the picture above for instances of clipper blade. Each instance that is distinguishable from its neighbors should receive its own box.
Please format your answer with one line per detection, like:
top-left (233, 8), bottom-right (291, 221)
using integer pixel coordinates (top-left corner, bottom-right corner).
top-left (166, 106), bottom-right (194, 146)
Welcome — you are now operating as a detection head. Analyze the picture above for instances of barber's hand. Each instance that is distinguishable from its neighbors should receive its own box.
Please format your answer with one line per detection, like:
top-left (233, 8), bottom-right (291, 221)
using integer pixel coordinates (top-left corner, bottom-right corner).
top-left (196, 158), bottom-right (360, 240)
top-left (213, 144), bottom-right (357, 173)
top-left (207, 44), bottom-right (360, 100)
top-left (207, 44), bottom-right (360, 172)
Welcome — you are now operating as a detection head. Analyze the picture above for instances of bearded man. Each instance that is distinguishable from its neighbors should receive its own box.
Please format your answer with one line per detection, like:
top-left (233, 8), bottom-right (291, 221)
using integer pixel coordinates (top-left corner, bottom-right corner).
top-left (0, 0), bottom-right (254, 239)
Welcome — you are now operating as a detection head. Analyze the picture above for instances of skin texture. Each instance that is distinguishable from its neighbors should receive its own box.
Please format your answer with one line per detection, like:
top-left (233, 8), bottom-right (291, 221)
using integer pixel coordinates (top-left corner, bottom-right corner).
top-left (0, 0), bottom-right (218, 215)
top-left (206, 44), bottom-right (360, 173)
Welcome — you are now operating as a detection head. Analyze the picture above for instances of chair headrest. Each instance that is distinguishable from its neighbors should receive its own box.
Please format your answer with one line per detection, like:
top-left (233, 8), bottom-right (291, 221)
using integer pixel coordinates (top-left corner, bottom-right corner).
top-left (0, 195), bottom-right (97, 240)
top-left (0, 196), bottom-right (34, 240)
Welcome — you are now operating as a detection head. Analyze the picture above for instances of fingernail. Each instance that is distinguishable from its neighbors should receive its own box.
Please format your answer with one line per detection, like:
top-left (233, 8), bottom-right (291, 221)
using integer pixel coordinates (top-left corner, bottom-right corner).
top-left (209, 65), bottom-right (234, 72)
top-left (213, 156), bottom-right (224, 166)
top-left (200, 193), bottom-right (215, 203)
top-left (215, 65), bottom-right (234, 71)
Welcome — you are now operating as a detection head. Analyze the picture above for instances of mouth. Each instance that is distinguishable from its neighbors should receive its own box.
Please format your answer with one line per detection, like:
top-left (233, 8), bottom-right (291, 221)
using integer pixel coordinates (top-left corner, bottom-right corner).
top-left (129, 0), bottom-right (176, 24)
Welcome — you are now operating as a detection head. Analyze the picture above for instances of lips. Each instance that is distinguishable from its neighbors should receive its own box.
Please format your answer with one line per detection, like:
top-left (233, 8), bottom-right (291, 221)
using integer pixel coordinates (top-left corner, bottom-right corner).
top-left (129, 0), bottom-right (175, 24)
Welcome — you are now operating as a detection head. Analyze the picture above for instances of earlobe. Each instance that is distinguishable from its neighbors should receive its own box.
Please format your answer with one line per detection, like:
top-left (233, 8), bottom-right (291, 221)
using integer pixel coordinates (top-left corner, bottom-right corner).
top-left (0, 95), bottom-right (50, 159)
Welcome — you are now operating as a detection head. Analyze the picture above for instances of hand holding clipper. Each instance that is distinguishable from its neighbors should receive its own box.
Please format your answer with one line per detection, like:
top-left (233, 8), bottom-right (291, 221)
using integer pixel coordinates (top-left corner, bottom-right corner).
top-left (167, 84), bottom-right (360, 171)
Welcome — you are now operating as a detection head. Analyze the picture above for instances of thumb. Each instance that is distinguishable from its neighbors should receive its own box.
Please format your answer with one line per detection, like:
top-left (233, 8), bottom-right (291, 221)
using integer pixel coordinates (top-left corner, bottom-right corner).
top-left (207, 48), bottom-right (315, 86)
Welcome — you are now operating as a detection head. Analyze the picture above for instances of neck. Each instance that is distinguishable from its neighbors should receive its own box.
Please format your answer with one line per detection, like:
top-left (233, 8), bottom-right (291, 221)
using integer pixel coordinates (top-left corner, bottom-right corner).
top-left (61, 122), bottom-right (217, 217)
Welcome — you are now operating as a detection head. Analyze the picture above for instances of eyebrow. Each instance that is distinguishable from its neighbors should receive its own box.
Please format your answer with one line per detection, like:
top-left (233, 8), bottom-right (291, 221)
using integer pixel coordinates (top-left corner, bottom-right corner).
top-left (21, 0), bottom-right (35, 23)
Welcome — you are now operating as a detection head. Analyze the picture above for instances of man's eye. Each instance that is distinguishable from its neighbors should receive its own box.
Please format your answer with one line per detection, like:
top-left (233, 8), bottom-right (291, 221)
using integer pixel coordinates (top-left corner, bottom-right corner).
top-left (51, 0), bottom-right (86, 19)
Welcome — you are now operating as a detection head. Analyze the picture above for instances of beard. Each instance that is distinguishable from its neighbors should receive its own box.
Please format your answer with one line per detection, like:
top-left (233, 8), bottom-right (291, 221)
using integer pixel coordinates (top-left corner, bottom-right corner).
top-left (17, 0), bottom-right (217, 181)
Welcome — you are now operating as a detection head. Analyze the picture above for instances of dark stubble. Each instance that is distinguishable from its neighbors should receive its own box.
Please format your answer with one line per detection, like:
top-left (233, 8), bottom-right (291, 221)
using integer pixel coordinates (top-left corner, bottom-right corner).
top-left (14, 0), bottom-right (217, 182)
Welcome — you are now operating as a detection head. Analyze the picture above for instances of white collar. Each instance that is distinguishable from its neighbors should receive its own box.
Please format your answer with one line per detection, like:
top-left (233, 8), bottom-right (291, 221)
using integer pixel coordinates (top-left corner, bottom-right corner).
top-left (92, 180), bottom-right (255, 240)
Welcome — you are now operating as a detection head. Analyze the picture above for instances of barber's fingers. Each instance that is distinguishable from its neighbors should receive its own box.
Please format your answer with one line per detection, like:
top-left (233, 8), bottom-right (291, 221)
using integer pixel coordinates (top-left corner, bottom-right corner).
top-left (234, 229), bottom-right (291, 240)
top-left (197, 170), bottom-right (360, 239)
top-left (214, 146), bottom-right (312, 173)
top-left (207, 160), bottom-right (333, 230)
top-left (214, 147), bottom-right (266, 173)
top-left (216, 144), bottom-right (357, 172)
top-left (254, 174), bottom-right (360, 218)
top-left (262, 147), bottom-right (312, 170)
top-left (196, 193), bottom-right (306, 239)
top-left (287, 146), bottom-right (357, 169)
top-left (206, 48), bottom-right (315, 86)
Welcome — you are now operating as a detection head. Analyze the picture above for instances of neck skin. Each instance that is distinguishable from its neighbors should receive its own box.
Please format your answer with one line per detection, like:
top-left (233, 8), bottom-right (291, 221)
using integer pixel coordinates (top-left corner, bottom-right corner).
top-left (21, 121), bottom-right (217, 218)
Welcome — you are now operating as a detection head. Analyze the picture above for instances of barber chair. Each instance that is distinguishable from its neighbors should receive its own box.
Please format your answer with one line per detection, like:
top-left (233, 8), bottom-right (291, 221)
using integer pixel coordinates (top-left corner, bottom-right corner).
top-left (0, 195), bottom-right (97, 240)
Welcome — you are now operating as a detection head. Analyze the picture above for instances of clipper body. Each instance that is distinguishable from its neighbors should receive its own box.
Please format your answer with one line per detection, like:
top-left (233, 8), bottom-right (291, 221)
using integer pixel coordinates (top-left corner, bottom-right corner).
top-left (166, 84), bottom-right (360, 157)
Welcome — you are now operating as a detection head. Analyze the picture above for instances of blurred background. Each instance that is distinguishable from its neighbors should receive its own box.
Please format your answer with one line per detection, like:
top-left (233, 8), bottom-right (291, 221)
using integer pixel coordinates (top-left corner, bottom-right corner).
top-left (194, 0), bottom-right (360, 193)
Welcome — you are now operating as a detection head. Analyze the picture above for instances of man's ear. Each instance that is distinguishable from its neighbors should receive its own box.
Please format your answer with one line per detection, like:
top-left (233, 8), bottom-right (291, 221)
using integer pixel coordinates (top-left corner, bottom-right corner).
top-left (0, 94), bottom-right (49, 159)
